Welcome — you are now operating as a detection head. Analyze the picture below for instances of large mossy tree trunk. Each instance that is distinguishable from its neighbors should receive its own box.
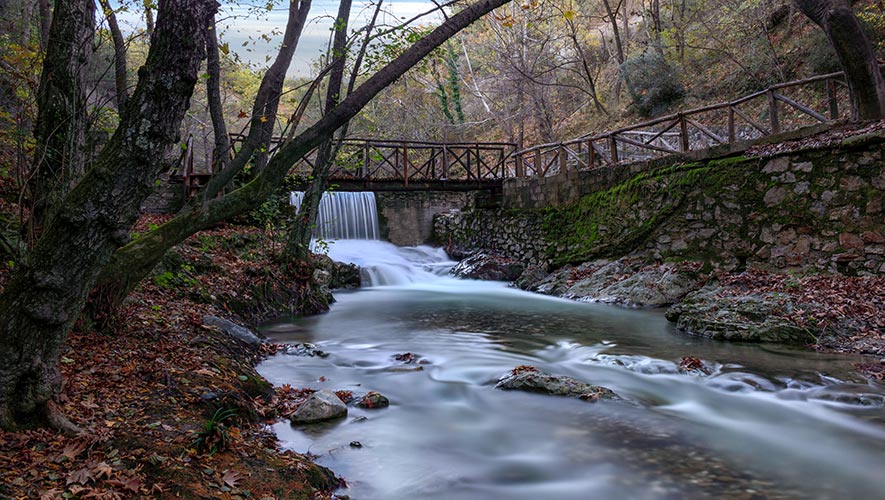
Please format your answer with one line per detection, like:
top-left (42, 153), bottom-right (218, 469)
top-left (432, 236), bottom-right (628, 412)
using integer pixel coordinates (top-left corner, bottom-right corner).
top-left (794, 0), bottom-right (885, 120)
top-left (93, 0), bottom-right (514, 305)
top-left (28, 0), bottom-right (95, 235)
top-left (0, 0), bottom-right (216, 432)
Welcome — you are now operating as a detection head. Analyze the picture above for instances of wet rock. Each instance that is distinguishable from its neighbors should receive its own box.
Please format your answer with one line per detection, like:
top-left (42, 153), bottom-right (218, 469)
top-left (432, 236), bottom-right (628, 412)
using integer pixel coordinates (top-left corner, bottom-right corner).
top-left (451, 252), bottom-right (525, 281)
top-left (557, 261), bottom-right (700, 307)
top-left (515, 264), bottom-right (549, 291)
top-left (312, 253), bottom-right (361, 289)
top-left (203, 316), bottom-right (263, 345)
top-left (393, 352), bottom-right (425, 364)
top-left (665, 286), bottom-right (816, 344)
top-left (285, 343), bottom-right (329, 358)
top-left (354, 391), bottom-right (389, 409)
top-left (495, 366), bottom-right (618, 401)
top-left (349, 441), bottom-right (363, 448)
top-left (290, 389), bottom-right (347, 424)
top-left (677, 356), bottom-right (712, 375)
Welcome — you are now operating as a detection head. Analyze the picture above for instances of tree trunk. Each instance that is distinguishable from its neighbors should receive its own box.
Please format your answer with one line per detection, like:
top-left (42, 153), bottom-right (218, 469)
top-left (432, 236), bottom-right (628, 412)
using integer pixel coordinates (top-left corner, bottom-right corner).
top-left (284, 0), bottom-right (351, 264)
top-left (0, 0), bottom-right (216, 432)
top-left (793, 0), bottom-right (885, 120)
top-left (94, 0), bottom-right (514, 302)
top-left (99, 0), bottom-right (129, 110)
top-left (205, 14), bottom-right (229, 174)
top-left (200, 0), bottom-right (311, 200)
top-left (28, 0), bottom-right (95, 236)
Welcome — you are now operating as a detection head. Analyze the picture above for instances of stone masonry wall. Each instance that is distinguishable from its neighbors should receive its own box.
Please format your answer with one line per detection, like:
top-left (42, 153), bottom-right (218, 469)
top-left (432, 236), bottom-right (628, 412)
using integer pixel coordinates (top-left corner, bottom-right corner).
top-left (375, 191), bottom-right (480, 246)
top-left (433, 209), bottom-right (549, 264)
top-left (435, 130), bottom-right (885, 275)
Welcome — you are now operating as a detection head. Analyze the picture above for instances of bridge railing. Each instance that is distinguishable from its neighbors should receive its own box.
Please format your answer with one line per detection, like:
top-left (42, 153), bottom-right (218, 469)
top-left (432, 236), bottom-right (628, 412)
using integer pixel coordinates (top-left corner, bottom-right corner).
top-left (506, 71), bottom-right (853, 176)
top-left (228, 136), bottom-right (517, 187)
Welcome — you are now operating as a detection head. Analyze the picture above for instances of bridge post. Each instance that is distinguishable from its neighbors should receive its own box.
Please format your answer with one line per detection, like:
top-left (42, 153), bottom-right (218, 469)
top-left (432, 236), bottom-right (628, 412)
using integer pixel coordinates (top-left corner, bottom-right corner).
top-left (679, 114), bottom-right (690, 152)
top-left (608, 135), bottom-right (619, 164)
top-left (534, 149), bottom-right (541, 176)
top-left (402, 142), bottom-right (409, 188)
top-left (727, 106), bottom-right (736, 142)
top-left (363, 142), bottom-right (369, 179)
top-left (516, 155), bottom-right (524, 177)
top-left (767, 89), bottom-right (780, 134)
top-left (826, 79), bottom-right (839, 120)
top-left (559, 145), bottom-right (567, 174)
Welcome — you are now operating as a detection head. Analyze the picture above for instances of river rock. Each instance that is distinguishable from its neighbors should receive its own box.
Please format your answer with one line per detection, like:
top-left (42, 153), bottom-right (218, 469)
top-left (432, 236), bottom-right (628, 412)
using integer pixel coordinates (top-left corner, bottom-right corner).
top-left (284, 343), bottom-right (329, 358)
top-left (354, 391), bottom-right (390, 409)
top-left (203, 315), bottom-right (263, 345)
top-left (564, 263), bottom-right (699, 307)
top-left (290, 389), bottom-right (347, 424)
top-left (495, 366), bottom-right (618, 401)
top-left (665, 286), bottom-right (816, 344)
top-left (514, 264), bottom-right (549, 291)
top-left (451, 252), bottom-right (525, 281)
top-left (312, 253), bottom-right (361, 289)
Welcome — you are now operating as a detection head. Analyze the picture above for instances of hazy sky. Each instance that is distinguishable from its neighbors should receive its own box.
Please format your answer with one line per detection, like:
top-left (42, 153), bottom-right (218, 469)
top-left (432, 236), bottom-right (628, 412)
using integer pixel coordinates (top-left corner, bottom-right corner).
top-left (114, 1), bottom-right (446, 77)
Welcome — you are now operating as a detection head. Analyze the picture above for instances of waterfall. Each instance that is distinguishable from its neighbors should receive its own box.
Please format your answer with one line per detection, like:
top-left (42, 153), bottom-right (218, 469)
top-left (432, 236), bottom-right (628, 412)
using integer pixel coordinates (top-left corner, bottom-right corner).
top-left (289, 191), bottom-right (380, 240)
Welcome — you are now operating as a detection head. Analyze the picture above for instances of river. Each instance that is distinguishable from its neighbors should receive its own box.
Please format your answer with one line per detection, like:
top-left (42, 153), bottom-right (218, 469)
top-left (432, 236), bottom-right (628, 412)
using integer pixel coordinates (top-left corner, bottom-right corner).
top-left (258, 239), bottom-right (885, 500)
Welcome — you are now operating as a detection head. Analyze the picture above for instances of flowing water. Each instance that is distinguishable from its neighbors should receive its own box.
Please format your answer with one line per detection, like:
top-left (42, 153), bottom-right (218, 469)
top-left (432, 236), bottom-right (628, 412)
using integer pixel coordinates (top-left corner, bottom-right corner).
top-left (260, 194), bottom-right (885, 499)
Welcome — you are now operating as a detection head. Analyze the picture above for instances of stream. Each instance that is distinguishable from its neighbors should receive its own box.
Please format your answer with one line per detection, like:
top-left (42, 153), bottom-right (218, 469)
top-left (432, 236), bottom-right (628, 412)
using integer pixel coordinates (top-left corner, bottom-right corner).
top-left (258, 239), bottom-right (885, 500)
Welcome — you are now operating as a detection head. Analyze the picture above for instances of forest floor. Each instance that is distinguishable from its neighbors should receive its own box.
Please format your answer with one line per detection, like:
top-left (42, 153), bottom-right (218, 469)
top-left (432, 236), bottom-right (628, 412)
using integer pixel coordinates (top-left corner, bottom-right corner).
top-left (0, 219), bottom-right (343, 500)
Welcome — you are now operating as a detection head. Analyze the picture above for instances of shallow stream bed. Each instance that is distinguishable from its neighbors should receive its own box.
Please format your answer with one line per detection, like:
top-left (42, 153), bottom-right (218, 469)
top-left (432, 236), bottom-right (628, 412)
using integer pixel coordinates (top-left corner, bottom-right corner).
top-left (258, 241), bottom-right (885, 500)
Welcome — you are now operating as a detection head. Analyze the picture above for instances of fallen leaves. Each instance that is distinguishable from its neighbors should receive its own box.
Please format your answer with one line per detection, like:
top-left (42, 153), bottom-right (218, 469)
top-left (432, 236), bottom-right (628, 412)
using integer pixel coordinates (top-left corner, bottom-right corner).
top-left (0, 221), bottom-right (339, 499)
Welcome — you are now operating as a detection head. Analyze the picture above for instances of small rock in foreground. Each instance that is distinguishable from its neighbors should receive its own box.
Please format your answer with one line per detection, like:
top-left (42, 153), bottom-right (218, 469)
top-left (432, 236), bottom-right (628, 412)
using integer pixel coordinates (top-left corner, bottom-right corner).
top-left (495, 365), bottom-right (618, 401)
top-left (354, 391), bottom-right (390, 409)
top-left (290, 389), bottom-right (347, 424)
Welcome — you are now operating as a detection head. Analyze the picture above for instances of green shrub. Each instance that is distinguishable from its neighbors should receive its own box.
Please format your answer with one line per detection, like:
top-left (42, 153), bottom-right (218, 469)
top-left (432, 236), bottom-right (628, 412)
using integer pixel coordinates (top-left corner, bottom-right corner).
top-left (622, 50), bottom-right (685, 116)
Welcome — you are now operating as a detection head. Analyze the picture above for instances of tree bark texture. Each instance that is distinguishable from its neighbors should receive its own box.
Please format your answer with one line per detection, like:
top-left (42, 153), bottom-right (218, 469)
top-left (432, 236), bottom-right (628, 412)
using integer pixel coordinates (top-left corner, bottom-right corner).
top-left (95, 0), bottom-right (514, 300)
top-left (0, 0), bottom-right (216, 431)
top-left (29, 0), bottom-right (95, 233)
top-left (793, 0), bottom-right (885, 120)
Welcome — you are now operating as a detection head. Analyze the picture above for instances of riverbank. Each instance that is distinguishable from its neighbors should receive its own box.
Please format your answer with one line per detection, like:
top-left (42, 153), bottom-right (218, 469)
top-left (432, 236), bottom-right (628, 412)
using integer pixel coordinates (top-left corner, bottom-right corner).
top-left (453, 252), bottom-right (884, 378)
top-left (0, 219), bottom-right (343, 500)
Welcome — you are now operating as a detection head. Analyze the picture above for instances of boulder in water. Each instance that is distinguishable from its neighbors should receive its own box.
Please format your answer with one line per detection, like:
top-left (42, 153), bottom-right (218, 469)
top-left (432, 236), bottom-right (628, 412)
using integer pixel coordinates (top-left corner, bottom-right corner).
top-left (495, 366), bottom-right (618, 401)
top-left (290, 389), bottom-right (348, 424)
top-left (666, 286), bottom-right (816, 344)
top-left (451, 252), bottom-right (525, 281)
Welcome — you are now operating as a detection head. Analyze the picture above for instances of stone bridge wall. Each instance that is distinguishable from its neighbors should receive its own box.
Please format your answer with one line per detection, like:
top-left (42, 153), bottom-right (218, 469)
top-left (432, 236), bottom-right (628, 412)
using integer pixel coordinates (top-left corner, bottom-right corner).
top-left (434, 130), bottom-right (885, 275)
top-left (375, 191), bottom-right (488, 246)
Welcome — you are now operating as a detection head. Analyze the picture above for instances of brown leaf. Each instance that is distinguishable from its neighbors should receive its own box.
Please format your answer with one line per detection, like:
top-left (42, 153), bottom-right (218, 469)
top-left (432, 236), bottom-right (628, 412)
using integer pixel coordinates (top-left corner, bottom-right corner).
top-left (57, 439), bottom-right (88, 462)
top-left (107, 475), bottom-right (143, 493)
top-left (39, 488), bottom-right (64, 500)
top-left (222, 469), bottom-right (243, 488)
top-left (67, 466), bottom-right (95, 485)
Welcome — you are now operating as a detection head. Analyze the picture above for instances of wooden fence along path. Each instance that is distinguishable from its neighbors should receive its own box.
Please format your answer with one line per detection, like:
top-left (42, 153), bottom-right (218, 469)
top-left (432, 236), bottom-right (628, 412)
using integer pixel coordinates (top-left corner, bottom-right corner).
top-left (182, 70), bottom-right (856, 192)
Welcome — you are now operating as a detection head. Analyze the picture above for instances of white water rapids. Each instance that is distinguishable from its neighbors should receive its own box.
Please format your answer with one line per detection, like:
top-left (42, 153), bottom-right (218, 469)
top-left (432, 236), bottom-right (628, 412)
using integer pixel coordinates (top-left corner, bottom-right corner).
top-left (260, 193), bottom-right (885, 499)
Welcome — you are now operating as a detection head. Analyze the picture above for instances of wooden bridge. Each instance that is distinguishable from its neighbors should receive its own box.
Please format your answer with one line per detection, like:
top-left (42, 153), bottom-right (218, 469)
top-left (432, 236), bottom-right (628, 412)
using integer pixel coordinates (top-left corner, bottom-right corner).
top-left (177, 70), bottom-right (858, 194)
